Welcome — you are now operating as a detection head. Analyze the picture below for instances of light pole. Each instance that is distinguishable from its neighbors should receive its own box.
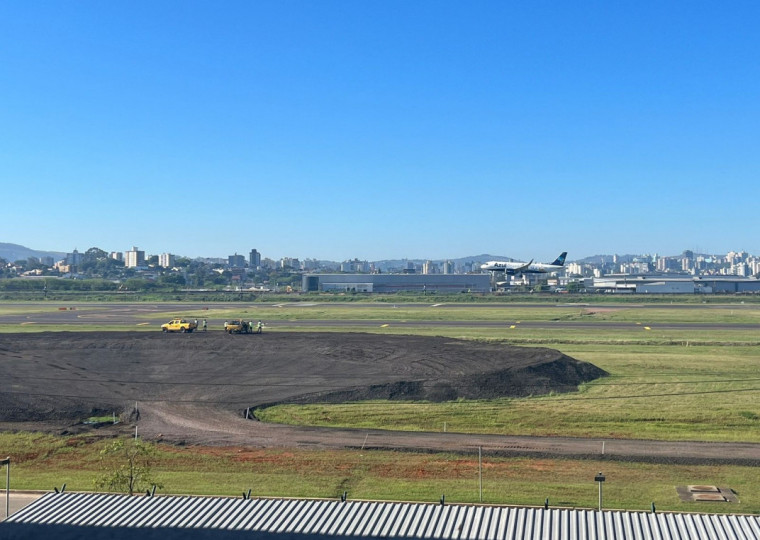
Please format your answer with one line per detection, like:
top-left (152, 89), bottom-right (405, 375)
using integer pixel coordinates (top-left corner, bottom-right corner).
top-left (478, 447), bottom-right (482, 503)
top-left (595, 471), bottom-right (605, 511)
top-left (1, 457), bottom-right (9, 519)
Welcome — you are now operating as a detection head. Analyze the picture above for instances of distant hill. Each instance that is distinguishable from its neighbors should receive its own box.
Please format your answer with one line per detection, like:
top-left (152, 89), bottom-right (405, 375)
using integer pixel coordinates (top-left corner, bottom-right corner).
top-left (372, 255), bottom-right (514, 272)
top-left (450, 254), bottom-right (516, 264)
top-left (575, 253), bottom-right (683, 264)
top-left (575, 254), bottom-right (636, 264)
top-left (0, 242), bottom-right (66, 263)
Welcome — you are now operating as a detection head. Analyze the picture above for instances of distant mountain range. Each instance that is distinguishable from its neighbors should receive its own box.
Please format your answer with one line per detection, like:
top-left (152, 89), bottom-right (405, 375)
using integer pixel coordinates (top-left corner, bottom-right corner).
top-left (0, 243), bottom-right (517, 267)
top-left (0, 243), bottom-right (66, 263)
top-left (372, 254), bottom-right (513, 269)
top-left (575, 253), bottom-right (690, 264)
top-left (1, 242), bottom-right (692, 268)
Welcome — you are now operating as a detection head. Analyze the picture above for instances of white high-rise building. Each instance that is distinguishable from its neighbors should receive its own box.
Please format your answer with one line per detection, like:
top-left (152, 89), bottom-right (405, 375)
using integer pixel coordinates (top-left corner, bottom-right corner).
top-left (158, 253), bottom-right (175, 268)
top-left (124, 246), bottom-right (146, 268)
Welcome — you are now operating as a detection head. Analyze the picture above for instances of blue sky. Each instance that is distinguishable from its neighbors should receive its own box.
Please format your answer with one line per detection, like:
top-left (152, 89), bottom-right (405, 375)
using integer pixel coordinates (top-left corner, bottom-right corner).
top-left (2, 1), bottom-right (759, 262)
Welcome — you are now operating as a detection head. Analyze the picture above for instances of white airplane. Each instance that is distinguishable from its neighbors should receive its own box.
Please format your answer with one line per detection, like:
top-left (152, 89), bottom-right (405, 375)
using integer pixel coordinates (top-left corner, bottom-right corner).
top-left (481, 252), bottom-right (567, 274)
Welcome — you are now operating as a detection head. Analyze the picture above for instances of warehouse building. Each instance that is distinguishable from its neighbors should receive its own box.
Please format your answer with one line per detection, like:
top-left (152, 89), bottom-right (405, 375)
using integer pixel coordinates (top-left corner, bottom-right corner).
top-left (5, 492), bottom-right (760, 540)
top-left (694, 276), bottom-right (760, 294)
top-left (302, 274), bottom-right (491, 294)
top-left (590, 275), bottom-right (760, 294)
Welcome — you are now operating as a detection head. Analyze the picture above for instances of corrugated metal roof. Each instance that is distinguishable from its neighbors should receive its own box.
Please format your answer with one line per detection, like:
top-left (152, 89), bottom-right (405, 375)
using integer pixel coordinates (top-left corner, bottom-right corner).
top-left (6, 492), bottom-right (760, 540)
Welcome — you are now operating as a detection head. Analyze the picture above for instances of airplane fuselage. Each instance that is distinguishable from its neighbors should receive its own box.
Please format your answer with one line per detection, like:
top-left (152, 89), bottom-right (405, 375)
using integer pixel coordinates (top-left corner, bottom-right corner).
top-left (481, 262), bottom-right (562, 274)
top-left (481, 252), bottom-right (567, 274)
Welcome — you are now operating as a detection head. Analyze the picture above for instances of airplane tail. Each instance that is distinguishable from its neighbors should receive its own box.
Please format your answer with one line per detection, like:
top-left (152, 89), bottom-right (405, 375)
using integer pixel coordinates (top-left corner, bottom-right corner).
top-left (551, 252), bottom-right (567, 266)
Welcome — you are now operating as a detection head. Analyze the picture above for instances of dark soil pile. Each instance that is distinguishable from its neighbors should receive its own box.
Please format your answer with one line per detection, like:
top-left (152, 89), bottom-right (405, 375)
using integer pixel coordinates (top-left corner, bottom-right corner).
top-left (0, 331), bottom-right (606, 425)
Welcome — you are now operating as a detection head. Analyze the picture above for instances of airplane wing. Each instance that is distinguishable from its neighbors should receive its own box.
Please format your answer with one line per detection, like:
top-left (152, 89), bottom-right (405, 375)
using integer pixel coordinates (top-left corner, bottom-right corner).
top-left (513, 259), bottom-right (533, 274)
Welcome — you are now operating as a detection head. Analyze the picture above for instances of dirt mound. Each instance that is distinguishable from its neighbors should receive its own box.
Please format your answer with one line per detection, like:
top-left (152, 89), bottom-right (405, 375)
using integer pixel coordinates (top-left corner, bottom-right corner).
top-left (281, 346), bottom-right (604, 406)
top-left (0, 331), bottom-right (606, 428)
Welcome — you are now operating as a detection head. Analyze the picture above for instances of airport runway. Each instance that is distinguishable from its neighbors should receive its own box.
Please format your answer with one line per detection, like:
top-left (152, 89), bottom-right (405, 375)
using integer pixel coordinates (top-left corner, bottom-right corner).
top-left (2, 302), bottom-right (760, 331)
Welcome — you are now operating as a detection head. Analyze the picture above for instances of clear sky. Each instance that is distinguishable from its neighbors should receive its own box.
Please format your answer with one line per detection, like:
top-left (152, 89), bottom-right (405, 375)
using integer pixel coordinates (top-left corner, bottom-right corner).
top-left (2, 1), bottom-right (759, 263)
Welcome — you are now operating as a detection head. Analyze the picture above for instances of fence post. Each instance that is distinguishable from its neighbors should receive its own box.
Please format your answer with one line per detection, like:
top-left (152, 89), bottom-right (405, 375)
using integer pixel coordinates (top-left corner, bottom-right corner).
top-left (478, 447), bottom-right (482, 503)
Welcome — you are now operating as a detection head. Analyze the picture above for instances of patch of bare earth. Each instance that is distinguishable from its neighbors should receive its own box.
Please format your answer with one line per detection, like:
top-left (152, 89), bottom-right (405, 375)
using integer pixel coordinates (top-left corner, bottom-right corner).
top-left (2, 332), bottom-right (760, 465)
top-left (0, 331), bottom-right (604, 445)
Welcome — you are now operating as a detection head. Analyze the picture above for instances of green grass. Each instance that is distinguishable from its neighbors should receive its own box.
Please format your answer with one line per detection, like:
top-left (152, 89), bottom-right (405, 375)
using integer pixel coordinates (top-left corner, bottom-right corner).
top-left (85, 415), bottom-right (118, 424)
top-left (2, 433), bottom-right (759, 514)
top-left (259, 342), bottom-right (760, 442)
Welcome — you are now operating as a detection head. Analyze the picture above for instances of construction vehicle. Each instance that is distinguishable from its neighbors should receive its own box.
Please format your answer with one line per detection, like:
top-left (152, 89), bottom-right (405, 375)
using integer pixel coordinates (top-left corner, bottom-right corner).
top-left (224, 319), bottom-right (251, 334)
top-left (161, 318), bottom-right (198, 333)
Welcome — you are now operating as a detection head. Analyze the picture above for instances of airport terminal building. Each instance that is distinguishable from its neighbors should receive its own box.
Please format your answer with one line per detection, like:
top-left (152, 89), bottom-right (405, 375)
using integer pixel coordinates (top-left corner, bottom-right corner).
top-left (302, 273), bottom-right (491, 294)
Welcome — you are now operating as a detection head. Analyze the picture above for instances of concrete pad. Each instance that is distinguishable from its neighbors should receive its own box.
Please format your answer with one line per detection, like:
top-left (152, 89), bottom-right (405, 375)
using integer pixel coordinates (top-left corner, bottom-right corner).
top-left (1, 491), bottom-right (46, 521)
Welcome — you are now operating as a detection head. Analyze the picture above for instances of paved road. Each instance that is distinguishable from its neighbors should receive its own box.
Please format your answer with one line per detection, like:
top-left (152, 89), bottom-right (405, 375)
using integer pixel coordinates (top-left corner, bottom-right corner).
top-left (0, 492), bottom-right (43, 521)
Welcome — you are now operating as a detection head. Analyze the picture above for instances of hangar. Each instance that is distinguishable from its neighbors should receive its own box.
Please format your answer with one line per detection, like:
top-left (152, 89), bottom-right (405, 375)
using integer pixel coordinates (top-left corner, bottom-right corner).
top-left (302, 274), bottom-right (491, 294)
top-left (5, 492), bottom-right (759, 540)
top-left (694, 276), bottom-right (760, 294)
top-left (591, 275), bottom-right (760, 294)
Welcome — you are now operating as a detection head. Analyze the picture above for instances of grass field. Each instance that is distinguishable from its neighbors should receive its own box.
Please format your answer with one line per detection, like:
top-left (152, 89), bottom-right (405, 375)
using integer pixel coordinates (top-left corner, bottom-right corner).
top-left (1, 299), bottom-right (760, 513)
top-left (3, 432), bottom-right (759, 514)
top-left (232, 303), bottom-right (760, 443)
top-left (258, 342), bottom-right (760, 442)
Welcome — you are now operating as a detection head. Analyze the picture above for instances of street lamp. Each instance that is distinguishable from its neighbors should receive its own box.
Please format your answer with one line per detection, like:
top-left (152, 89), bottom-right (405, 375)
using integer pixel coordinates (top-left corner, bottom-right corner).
top-left (595, 471), bottom-right (606, 511)
top-left (1, 457), bottom-right (9, 518)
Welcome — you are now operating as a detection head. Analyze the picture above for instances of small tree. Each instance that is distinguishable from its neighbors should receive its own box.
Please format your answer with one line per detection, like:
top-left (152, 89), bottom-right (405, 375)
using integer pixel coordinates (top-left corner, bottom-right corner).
top-left (95, 439), bottom-right (163, 495)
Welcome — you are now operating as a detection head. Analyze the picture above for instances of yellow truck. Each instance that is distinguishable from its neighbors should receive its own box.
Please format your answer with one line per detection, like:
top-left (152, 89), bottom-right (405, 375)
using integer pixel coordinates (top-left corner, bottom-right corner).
top-left (161, 318), bottom-right (198, 333)
top-left (224, 319), bottom-right (250, 334)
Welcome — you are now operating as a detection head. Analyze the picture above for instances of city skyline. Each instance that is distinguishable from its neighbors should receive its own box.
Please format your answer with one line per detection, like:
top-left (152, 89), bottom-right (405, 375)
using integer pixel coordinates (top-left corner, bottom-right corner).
top-left (3, 3), bottom-right (760, 262)
top-left (3, 239), bottom-right (759, 269)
